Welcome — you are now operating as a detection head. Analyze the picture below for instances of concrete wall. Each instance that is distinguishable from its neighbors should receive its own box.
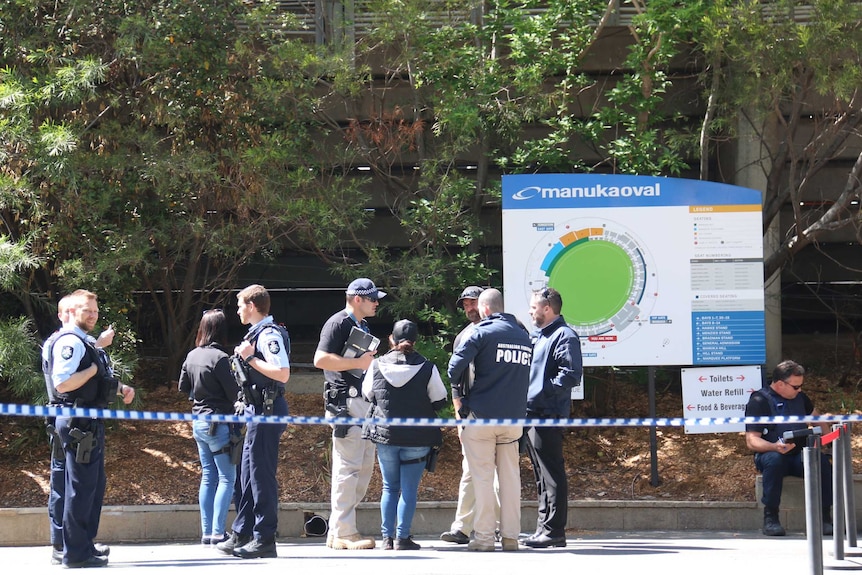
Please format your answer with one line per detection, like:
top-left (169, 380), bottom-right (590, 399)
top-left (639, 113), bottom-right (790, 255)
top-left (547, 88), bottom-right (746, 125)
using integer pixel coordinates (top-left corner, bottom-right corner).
top-left (754, 475), bottom-right (862, 532)
top-left (6, 474), bottom-right (858, 546)
top-left (0, 499), bottom-right (764, 547)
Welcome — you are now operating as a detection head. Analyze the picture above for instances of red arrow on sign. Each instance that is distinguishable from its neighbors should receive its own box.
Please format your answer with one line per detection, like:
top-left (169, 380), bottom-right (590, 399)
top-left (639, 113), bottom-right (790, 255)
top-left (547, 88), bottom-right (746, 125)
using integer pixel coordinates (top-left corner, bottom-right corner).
top-left (698, 376), bottom-right (707, 382)
top-left (686, 404), bottom-right (695, 411)
top-left (736, 375), bottom-right (746, 381)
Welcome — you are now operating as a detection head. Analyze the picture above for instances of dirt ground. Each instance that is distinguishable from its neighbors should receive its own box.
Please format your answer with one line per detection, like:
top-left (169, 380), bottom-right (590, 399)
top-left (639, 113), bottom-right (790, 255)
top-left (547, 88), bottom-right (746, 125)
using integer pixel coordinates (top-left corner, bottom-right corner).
top-left (2, 334), bottom-right (861, 508)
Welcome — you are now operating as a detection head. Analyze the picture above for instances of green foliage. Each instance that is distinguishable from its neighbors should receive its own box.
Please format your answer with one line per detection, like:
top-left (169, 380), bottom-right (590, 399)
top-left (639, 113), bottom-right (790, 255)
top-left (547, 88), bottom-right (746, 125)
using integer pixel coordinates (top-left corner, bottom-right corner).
top-left (16, 0), bottom-right (857, 389)
top-left (0, 316), bottom-right (44, 402)
top-left (699, 0), bottom-right (862, 278)
top-left (0, 235), bottom-right (41, 291)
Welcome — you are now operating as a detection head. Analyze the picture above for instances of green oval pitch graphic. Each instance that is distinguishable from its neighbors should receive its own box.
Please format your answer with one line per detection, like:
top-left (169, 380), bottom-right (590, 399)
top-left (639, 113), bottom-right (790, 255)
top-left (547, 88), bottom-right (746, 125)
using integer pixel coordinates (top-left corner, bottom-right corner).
top-left (550, 240), bottom-right (634, 325)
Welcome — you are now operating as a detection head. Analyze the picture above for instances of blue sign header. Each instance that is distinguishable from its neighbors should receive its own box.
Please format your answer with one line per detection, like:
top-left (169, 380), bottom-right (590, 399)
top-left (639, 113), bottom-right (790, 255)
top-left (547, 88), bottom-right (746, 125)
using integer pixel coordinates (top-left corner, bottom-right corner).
top-left (502, 174), bottom-right (761, 210)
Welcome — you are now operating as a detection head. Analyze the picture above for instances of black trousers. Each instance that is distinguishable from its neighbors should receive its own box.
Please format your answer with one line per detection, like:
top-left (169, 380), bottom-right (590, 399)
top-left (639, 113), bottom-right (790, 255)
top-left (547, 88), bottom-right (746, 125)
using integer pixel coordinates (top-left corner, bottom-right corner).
top-left (526, 424), bottom-right (568, 537)
top-left (231, 394), bottom-right (287, 541)
top-left (56, 418), bottom-right (105, 564)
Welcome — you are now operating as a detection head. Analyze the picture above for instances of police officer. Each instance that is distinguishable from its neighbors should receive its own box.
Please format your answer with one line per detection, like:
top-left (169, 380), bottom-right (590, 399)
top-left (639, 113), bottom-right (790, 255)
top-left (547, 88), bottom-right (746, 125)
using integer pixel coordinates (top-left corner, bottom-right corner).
top-left (43, 295), bottom-right (133, 565)
top-left (48, 290), bottom-right (118, 568)
top-left (448, 288), bottom-right (531, 552)
top-left (217, 285), bottom-right (290, 559)
top-left (522, 287), bottom-right (582, 548)
top-left (313, 278), bottom-right (385, 550)
top-left (440, 286), bottom-right (497, 545)
top-left (43, 295), bottom-right (75, 564)
top-left (744, 360), bottom-right (832, 536)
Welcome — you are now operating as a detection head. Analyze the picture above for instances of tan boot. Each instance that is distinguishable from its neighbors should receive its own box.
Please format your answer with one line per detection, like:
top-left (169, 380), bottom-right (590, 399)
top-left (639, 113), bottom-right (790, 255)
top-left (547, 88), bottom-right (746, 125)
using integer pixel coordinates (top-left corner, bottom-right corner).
top-left (329, 533), bottom-right (375, 550)
top-left (501, 537), bottom-right (519, 552)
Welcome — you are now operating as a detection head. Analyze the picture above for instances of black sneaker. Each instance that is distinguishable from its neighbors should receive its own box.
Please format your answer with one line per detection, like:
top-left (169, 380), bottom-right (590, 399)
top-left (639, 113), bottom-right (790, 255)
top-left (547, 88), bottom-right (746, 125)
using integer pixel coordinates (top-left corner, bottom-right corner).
top-left (395, 536), bottom-right (421, 551)
top-left (439, 530), bottom-right (469, 545)
top-left (382, 537), bottom-right (394, 550)
top-left (64, 555), bottom-right (109, 569)
top-left (233, 538), bottom-right (277, 559)
top-left (216, 532), bottom-right (251, 555)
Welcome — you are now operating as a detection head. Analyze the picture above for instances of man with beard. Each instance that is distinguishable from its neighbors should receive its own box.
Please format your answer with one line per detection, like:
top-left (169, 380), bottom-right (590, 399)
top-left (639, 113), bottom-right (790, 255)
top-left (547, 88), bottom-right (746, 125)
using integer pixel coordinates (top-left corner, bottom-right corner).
top-left (522, 287), bottom-right (582, 548)
top-left (47, 290), bottom-right (118, 568)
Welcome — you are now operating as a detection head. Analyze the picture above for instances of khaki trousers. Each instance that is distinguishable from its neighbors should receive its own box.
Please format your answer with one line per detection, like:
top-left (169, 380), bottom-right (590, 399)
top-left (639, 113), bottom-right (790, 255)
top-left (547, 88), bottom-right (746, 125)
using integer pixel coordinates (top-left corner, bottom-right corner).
top-left (451, 430), bottom-right (501, 534)
top-left (327, 397), bottom-right (376, 537)
top-left (460, 422), bottom-right (522, 544)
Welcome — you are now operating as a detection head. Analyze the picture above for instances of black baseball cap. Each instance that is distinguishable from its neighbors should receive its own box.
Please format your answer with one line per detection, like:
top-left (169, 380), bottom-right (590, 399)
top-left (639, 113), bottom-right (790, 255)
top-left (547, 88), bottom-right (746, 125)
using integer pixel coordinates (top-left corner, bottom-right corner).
top-left (392, 319), bottom-right (418, 344)
top-left (456, 286), bottom-right (484, 307)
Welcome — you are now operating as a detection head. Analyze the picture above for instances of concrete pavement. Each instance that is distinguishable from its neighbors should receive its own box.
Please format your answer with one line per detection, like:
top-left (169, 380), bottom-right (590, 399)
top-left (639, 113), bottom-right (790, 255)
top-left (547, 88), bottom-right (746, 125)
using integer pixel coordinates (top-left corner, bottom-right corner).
top-left (4, 532), bottom-right (858, 574)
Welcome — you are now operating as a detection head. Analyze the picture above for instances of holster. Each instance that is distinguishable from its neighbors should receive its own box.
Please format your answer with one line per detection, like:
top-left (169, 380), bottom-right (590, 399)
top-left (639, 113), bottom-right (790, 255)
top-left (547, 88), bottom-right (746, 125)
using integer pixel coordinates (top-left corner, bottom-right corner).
top-left (69, 428), bottom-right (95, 464)
top-left (241, 382), bottom-right (264, 412)
top-left (425, 445), bottom-right (441, 473)
top-left (457, 402), bottom-right (470, 419)
top-left (229, 424), bottom-right (245, 465)
top-left (261, 387), bottom-right (276, 416)
top-left (325, 385), bottom-right (351, 438)
top-left (518, 431), bottom-right (530, 455)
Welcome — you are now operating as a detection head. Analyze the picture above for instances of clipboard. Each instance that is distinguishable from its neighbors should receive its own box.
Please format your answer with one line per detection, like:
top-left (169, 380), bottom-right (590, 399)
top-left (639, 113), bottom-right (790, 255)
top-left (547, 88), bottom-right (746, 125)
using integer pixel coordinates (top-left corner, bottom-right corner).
top-left (341, 326), bottom-right (380, 378)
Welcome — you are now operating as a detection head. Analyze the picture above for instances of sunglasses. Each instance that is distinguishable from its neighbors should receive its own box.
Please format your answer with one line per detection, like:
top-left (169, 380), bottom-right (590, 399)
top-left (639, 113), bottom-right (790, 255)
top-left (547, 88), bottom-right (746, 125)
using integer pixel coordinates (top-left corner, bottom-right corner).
top-left (783, 380), bottom-right (803, 391)
top-left (202, 308), bottom-right (223, 317)
top-left (361, 296), bottom-right (379, 303)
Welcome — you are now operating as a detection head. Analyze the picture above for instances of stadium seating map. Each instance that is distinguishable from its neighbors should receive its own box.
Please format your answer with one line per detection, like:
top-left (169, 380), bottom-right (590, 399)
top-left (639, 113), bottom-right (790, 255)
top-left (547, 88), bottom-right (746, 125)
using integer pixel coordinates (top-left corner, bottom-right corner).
top-left (502, 174), bottom-right (765, 367)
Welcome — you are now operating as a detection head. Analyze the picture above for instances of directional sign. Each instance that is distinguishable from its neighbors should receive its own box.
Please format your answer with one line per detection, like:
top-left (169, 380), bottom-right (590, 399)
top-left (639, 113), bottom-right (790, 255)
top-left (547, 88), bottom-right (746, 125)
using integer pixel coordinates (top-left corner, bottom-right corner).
top-left (681, 365), bottom-right (762, 434)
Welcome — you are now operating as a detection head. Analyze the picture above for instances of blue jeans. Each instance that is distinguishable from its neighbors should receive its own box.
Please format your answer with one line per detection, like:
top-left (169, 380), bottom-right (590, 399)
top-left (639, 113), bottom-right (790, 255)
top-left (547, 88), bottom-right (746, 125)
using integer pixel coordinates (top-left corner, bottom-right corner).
top-left (192, 420), bottom-right (237, 537)
top-left (376, 444), bottom-right (430, 539)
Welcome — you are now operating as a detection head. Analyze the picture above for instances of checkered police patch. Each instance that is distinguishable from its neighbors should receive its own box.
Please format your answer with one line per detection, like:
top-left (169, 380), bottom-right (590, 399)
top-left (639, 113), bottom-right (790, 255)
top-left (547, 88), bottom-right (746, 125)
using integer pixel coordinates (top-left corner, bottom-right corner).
top-left (268, 340), bottom-right (281, 355)
top-left (61, 346), bottom-right (74, 360)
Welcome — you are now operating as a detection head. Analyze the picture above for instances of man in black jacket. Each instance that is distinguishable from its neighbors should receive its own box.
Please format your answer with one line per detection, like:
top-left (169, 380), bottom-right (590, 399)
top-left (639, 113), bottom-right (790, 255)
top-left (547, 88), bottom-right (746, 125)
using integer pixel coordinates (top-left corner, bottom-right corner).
top-left (522, 287), bottom-right (582, 548)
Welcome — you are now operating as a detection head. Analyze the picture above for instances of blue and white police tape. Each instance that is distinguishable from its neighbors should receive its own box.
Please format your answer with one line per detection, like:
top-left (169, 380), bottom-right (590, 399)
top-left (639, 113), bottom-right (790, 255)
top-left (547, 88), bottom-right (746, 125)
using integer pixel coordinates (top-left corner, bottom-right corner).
top-left (0, 402), bottom-right (857, 428)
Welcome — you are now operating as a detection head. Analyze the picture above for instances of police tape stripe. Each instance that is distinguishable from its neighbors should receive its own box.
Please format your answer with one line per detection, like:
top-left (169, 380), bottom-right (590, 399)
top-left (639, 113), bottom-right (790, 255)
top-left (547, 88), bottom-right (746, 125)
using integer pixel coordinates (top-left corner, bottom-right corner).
top-left (0, 403), bottom-right (856, 428)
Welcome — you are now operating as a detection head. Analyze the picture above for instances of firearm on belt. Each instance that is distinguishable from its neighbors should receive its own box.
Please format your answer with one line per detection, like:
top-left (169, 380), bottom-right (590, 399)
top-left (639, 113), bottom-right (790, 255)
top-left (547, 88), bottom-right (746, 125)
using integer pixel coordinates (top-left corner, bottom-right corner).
top-left (69, 428), bottom-right (95, 464)
top-left (46, 422), bottom-right (64, 460)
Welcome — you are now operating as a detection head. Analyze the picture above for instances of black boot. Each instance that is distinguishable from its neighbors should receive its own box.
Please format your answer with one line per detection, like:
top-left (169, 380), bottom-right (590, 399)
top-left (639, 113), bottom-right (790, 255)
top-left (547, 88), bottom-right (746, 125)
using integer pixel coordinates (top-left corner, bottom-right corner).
top-left (216, 531), bottom-right (251, 555)
top-left (233, 537), bottom-right (277, 559)
top-left (763, 507), bottom-right (786, 536)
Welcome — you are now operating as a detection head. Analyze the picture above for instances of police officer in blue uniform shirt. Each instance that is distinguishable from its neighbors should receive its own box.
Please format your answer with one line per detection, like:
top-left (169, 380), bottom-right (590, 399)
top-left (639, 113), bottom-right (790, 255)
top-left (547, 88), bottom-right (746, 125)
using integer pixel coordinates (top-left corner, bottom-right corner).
top-left (448, 288), bottom-right (532, 552)
top-left (43, 294), bottom-right (133, 566)
top-left (48, 290), bottom-right (116, 568)
top-left (217, 284), bottom-right (290, 559)
top-left (522, 287), bottom-right (582, 549)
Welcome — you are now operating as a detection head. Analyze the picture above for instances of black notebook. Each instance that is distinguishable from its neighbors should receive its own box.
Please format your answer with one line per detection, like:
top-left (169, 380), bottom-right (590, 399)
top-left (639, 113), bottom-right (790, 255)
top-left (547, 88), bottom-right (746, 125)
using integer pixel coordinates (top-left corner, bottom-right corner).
top-left (341, 326), bottom-right (380, 378)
